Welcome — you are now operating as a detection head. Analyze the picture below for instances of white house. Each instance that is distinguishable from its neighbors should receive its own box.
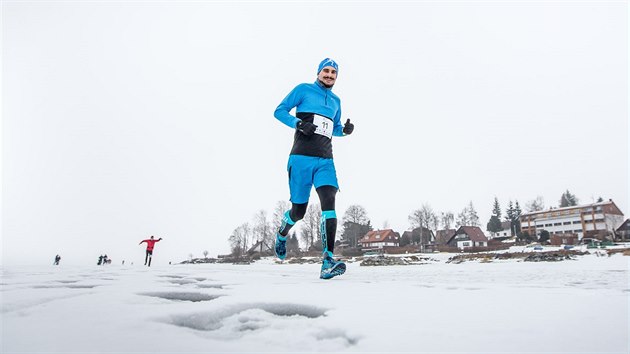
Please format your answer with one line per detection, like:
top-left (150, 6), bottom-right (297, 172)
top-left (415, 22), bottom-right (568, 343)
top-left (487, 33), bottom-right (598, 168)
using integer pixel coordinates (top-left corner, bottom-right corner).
top-left (446, 226), bottom-right (489, 249)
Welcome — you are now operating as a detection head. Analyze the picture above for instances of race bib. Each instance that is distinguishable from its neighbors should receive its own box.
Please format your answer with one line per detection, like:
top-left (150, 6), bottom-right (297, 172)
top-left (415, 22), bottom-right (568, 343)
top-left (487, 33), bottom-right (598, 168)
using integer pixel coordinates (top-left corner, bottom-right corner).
top-left (313, 114), bottom-right (333, 139)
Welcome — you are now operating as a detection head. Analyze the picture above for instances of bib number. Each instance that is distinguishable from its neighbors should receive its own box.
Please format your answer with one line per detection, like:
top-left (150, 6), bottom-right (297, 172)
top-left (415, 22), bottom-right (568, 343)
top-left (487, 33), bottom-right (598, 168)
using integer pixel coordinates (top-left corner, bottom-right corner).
top-left (313, 115), bottom-right (333, 139)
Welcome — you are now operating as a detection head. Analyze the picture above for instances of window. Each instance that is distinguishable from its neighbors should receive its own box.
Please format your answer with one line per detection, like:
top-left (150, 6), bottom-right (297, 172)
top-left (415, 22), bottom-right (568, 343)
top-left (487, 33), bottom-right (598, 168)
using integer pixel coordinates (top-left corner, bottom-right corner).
top-left (563, 222), bottom-right (571, 225)
top-left (545, 224), bottom-right (552, 227)
top-left (463, 242), bottom-right (470, 247)
top-left (554, 223), bottom-right (562, 226)
top-left (573, 221), bottom-right (581, 224)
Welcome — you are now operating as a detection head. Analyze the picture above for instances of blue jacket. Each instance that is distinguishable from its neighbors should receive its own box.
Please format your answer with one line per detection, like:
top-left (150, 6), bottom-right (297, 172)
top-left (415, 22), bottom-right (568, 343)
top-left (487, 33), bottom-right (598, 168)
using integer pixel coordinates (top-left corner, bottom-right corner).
top-left (274, 81), bottom-right (344, 158)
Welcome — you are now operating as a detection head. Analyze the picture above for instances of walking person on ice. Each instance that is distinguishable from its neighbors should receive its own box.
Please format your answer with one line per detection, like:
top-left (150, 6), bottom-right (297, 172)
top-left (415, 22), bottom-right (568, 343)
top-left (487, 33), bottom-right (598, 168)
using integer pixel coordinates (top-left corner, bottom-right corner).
top-left (139, 236), bottom-right (162, 267)
top-left (273, 58), bottom-right (354, 279)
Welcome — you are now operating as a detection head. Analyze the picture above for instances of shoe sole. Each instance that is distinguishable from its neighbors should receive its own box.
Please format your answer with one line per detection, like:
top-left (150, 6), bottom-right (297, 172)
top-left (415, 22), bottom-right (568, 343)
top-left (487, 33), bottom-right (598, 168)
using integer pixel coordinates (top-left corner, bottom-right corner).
top-left (275, 247), bottom-right (286, 260)
top-left (320, 263), bottom-right (346, 280)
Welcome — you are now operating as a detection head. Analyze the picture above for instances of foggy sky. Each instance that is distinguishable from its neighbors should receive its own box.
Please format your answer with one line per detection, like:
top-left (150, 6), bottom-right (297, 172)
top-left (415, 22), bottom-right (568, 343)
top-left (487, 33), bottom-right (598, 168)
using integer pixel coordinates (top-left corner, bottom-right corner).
top-left (2, 1), bottom-right (627, 265)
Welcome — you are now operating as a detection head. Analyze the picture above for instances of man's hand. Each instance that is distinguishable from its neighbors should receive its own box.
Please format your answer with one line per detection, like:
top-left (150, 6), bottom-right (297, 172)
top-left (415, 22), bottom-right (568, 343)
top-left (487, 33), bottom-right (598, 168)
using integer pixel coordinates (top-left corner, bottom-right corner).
top-left (296, 120), bottom-right (316, 136)
top-left (343, 119), bottom-right (354, 135)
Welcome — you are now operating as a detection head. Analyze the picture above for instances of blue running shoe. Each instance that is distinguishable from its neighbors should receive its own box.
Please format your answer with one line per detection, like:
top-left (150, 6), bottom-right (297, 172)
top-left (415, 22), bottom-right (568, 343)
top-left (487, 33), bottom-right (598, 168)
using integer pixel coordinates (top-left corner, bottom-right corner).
top-left (320, 253), bottom-right (346, 280)
top-left (274, 234), bottom-right (287, 260)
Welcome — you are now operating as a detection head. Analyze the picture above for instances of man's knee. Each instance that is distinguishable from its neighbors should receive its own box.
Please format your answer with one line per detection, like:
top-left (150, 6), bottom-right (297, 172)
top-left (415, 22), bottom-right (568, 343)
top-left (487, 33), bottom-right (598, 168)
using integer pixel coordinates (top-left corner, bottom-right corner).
top-left (316, 186), bottom-right (337, 211)
top-left (290, 203), bottom-right (308, 221)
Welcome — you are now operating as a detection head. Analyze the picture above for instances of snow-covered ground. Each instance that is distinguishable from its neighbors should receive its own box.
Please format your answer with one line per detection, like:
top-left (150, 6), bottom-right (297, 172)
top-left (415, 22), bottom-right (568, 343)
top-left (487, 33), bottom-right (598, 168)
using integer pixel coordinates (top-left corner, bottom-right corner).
top-left (1, 251), bottom-right (628, 353)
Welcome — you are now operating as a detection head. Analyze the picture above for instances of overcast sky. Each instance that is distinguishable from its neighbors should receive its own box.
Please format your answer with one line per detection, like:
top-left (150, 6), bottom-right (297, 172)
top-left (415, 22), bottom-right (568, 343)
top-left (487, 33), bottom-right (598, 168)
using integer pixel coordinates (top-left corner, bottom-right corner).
top-left (2, 1), bottom-right (627, 265)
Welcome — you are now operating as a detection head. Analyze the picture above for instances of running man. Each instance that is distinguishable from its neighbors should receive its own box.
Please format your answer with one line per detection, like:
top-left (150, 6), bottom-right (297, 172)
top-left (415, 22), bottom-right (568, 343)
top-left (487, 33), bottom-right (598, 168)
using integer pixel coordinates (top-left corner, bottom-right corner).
top-left (139, 236), bottom-right (162, 267)
top-left (273, 58), bottom-right (354, 279)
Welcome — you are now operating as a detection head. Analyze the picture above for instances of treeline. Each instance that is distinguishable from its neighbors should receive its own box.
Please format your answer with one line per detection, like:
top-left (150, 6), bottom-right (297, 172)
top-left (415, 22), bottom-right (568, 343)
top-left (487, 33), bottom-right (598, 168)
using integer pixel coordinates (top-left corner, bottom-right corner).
top-left (227, 189), bottom-right (593, 254)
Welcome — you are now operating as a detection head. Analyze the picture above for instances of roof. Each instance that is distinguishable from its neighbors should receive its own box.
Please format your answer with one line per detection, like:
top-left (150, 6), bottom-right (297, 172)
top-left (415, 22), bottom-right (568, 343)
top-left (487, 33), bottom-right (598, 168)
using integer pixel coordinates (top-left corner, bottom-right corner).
top-left (359, 229), bottom-right (400, 243)
top-left (520, 200), bottom-right (624, 217)
top-left (448, 226), bottom-right (488, 243)
top-left (617, 219), bottom-right (630, 232)
top-left (435, 229), bottom-right (456, 244)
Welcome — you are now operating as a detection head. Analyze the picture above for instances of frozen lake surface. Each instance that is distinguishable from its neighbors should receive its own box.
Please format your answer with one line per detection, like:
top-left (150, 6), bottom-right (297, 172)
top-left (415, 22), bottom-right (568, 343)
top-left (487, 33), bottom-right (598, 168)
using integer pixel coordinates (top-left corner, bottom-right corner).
top-left (2, 252), bottom-right (628, 353)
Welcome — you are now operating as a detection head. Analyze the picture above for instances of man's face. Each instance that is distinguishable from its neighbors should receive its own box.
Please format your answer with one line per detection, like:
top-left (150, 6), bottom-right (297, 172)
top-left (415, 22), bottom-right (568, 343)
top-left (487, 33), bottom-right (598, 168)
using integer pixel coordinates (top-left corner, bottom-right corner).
top-left (317, 66), bottom-right (337, 88)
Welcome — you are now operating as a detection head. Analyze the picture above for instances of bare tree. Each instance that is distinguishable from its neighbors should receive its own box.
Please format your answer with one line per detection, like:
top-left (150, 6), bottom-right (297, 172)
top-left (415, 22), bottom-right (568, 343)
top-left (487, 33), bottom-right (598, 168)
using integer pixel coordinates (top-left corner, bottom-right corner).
top-left (467, 201), bottom-right (480, 227)
top-left (456, 209), bottom-right (469, 228)
top-left (440, 211), bottom-right (454, 229)
top-left (343, 205), bottom-right (369, 224)
top-left (456, 202), bottom-right (480, 227)
top-left (228, 223), bottom-right (250, 256)
top-left (409, 204), bottom-right (435, 245)
top-left (203, 250), bottom-right (209, 259)
top-left (430, 213), bottom-right (440, 234)
top-left (300, 202), bottom-right (321, 250)
top-left (252, 210), bottom-right (273, 252)
top-left (272, 200), bottom-right (291, 231)
top-left (526, 196), bottom-right (545, 212)
top-left (341, 205), bottom-right (371, 248)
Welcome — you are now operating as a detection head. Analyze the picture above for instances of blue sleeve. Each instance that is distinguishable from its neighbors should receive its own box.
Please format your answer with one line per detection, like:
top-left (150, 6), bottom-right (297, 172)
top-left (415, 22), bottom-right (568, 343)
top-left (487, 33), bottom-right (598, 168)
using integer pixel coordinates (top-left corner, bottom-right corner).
top-left (332, 101), bottom-right (344, 137)
top-left (274, 85), bottom-right (303, 129)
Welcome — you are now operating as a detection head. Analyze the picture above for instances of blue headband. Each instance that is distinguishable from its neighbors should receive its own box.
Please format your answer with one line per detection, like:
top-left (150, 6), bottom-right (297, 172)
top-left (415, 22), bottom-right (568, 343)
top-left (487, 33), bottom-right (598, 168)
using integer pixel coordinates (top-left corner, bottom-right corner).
top-left (317, 58), bottom-right (339, 75)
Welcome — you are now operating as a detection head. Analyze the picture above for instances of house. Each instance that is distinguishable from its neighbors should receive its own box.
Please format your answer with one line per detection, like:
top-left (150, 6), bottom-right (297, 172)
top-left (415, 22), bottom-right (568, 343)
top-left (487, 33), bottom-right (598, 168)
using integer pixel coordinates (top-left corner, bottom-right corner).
top-left (359, 229), bottom-right (400, 250)
top-left (493, 221), bottom-right (514, 238)
top-left (435, 229), bottom-right (456, 245)
top-left (401, 227), bottom-right (436, 252)
top-left (401, 227), bottom-right (435, 246)
top-left (520, 200), bottom-right (625, 241)
top-left (616, 219), bottom-right (630, 241)
top-left (446, 226), bottom-right (489, 249)
top-left (246, 240), bottom-right (271, 255)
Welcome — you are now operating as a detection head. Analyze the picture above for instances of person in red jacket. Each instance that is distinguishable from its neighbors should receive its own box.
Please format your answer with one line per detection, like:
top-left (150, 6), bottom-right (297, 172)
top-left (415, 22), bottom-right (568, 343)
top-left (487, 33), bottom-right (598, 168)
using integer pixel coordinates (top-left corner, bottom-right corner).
top-left (139, 236), bottom-right (162, 267)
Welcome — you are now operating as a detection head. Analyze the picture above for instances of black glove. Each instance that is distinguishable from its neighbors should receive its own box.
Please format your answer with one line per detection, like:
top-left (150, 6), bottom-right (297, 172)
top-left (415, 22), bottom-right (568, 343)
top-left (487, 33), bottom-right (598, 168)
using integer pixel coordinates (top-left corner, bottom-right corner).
top-left (296, 120), bottom-right (316, 136)
top-left (343, 119), bottom-right (354, 135)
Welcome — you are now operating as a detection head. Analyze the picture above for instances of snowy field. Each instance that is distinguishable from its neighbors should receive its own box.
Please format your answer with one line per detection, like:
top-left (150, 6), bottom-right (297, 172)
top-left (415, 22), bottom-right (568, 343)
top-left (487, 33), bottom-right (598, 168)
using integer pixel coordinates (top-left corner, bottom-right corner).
top-left (1, 252), bottom-right (628, 353)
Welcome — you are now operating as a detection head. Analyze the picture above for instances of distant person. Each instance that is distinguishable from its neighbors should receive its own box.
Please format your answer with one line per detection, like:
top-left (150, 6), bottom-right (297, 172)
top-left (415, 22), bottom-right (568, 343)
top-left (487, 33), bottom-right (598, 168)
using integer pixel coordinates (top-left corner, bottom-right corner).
top-left (122, 260), bottom-right (125, 265)
top-left (53, 254), bottom-right (61, 265)
top-left (139, 236), bottom-right (162, 267)
top-left (103, 254), bottom-right (109, 265)
top-left (272, 58), bottom-right (353, 279)
top-left (98, 255), bottom-right (103, 266)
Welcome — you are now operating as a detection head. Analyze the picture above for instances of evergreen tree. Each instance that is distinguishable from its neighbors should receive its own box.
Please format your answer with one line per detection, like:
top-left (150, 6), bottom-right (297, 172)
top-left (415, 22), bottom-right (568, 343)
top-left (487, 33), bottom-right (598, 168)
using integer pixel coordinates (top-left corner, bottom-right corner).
top-left (559, 190), bottom-right (579, 207)
top-left (513, 201), bottom-right (522, 234)
top-left (487, 215), bottom-right (503, 236)
top-left (539, 230), bottom-right (550, 243)
top-left (487, 197), bottom-right (503, 235)
top-left (399, 232), bottom-right (411, 247)
top-left (341, 205), bottom-right (371, 248)
top-left (492, 197), bottom-right (502, 219)
top-left (505, 201), bottom-right (514, 223)
top-left (342, 221), bottom-right (372, 247)
top-left (596, 196), bottom-right (604, 203)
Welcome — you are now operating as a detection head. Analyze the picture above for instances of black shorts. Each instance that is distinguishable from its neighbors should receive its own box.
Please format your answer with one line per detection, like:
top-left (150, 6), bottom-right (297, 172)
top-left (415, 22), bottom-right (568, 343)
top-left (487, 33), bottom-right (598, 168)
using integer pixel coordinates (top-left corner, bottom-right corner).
top-left (146, 250), bottom-right (153, 255)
